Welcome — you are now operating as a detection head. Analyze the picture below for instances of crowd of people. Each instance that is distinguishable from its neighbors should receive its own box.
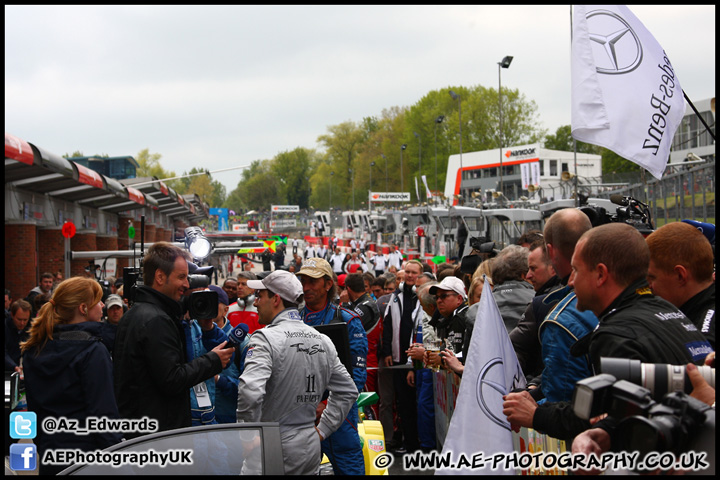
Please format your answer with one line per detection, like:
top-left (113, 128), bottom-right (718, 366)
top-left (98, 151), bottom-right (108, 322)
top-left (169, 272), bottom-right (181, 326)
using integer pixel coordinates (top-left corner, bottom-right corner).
top-left (4, 215), bottom-right (716, 475)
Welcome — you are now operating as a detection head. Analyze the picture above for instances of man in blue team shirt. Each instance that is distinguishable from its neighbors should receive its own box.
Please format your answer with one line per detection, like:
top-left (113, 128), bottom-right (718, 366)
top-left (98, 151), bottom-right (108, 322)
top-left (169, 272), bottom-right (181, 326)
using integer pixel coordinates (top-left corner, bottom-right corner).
top-left (297, 258), bottom-right (367, 475)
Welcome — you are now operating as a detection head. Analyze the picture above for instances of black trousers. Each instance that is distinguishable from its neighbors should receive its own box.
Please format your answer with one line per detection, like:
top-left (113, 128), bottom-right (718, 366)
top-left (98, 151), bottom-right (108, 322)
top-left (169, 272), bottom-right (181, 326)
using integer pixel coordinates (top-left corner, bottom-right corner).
top-left (392, 367), bottom-right (419, 451)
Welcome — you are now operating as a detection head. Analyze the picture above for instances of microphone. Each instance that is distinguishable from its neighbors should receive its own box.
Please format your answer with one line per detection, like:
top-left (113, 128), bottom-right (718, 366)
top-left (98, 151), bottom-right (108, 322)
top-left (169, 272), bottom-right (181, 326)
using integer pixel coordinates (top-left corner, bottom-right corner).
top-left (610, 194), bottom-right (626, 206)
top-left (228, 323), bottom-right (250, 347)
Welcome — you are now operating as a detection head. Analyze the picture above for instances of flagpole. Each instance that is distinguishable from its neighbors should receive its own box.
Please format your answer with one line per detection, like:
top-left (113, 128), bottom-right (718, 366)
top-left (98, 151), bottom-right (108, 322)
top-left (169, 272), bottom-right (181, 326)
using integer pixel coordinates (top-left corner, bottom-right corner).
top-left (570, 6), bottom-right (579, 206)
top-left (683, 91), bottom-right (716, 141)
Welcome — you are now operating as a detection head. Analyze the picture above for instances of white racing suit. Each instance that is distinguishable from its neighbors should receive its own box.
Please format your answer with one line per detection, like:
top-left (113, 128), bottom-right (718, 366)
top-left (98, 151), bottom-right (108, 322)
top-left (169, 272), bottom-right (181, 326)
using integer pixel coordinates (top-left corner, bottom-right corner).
top-left (236, 308), bottom-right (358, 475)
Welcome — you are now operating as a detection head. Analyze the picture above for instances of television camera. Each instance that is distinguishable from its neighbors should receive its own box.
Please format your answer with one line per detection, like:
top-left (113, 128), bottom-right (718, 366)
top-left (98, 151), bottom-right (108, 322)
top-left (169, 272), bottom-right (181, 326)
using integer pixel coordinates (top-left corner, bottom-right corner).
top-left (579, 194), bottom-right (655, 235)
top-left (122, 224), bottom-right (218, 320)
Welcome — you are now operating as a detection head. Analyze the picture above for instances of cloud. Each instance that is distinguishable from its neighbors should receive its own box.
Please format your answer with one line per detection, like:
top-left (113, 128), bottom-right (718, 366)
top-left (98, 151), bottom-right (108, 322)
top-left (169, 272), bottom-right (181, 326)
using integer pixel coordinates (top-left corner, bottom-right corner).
top-left (5, 5), bottom-right (715, 195)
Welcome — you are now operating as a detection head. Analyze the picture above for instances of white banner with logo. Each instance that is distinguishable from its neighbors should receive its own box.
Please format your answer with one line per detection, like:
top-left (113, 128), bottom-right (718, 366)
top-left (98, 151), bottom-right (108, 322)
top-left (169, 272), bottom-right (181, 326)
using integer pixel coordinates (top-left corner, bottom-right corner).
top-left (571, 5), bottom-right (685, 180)
top-left (520, 163), bottom-right (530, 189)
top-left (530, 161), bottom-right (541, 186)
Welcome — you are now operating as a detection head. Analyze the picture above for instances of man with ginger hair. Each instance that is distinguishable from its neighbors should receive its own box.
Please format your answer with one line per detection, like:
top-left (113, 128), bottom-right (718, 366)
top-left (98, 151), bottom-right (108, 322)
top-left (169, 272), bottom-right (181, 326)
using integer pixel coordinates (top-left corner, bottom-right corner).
top-left (646, 221), bottom-right (715, 349)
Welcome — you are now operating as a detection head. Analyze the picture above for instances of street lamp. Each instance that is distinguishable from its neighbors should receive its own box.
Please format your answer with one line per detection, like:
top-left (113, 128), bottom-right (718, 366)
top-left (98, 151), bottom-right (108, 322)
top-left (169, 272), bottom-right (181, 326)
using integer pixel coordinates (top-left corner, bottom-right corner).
top-left (400, 144), bottom-right (407, 194)
top-left (369, 161), bottom-right (375, 211)
top-left (381, 154), bottom-right (388, 193)
top-left (414, 131), bottom-right (422, 180)
top-left (449, 90), bottom-right (462, 204)
top-left (434, 115), bottom-right (445, 202)
top-left (329, 171), bottom-right (334, 209)
top-left (498, 55), bottom-right (513, 198)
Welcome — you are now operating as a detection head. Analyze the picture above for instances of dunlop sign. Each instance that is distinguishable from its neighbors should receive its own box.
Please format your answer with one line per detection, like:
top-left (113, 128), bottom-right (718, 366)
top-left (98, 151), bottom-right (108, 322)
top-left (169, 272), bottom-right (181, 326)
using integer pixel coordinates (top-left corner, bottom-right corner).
top-left (369, 192), bottom-right (411, 202)
top-left (271, 205), bottom-right (299, 212)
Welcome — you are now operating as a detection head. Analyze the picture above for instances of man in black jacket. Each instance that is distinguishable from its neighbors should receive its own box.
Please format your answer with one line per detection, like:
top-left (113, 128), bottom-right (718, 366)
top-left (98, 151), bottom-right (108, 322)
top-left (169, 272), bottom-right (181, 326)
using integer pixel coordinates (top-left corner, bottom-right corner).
top-left (646, 221), bottom-right (715, 350)
top-left (113, 242), bottom-right (234, 437)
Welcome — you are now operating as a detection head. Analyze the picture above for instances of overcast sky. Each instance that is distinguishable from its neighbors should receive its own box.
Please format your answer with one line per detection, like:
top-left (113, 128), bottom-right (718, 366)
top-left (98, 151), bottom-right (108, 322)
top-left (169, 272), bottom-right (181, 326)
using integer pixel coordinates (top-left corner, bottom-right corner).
top-left (5, 5), bottom-right (715, 196)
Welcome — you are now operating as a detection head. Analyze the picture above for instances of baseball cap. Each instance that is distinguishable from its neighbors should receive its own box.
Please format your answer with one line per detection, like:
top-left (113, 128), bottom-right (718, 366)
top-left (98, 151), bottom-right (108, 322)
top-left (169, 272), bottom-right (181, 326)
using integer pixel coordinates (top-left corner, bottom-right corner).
top-left (296, 258), bottom-right (333, 279)
top-left (682, 219), bottom-right (715, 244)
top-left (208, 285), bottom-right (229, 306)
top-left (429, 276), bottom-right (467, 299)
top-left (247, 270), bottom-right (303, 304)
top-left (337, 274), bottom-right (347, 288)
top-left (105, 294), bottom-right (124, 309)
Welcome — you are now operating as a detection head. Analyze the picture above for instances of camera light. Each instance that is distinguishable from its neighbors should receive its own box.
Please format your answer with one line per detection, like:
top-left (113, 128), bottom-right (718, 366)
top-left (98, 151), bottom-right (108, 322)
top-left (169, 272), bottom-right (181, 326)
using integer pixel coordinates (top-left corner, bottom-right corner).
top-left (185, 227), bottom-right (212, 261)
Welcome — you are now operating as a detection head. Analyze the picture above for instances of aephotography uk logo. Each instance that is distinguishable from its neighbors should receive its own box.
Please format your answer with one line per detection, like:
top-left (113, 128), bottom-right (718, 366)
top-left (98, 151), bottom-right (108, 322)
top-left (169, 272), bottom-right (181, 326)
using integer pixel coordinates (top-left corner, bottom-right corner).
top-left (586, 9), bottom-right (643, 75)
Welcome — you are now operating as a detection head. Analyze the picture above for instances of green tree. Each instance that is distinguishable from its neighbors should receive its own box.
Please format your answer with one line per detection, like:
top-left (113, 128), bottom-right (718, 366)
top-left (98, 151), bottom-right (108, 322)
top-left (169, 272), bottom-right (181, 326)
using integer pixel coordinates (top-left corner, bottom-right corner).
top-left (601, 150), bottom-right (642, 175)
top-left (135, 148), bottom-right (180, 189)
top-left (317, 121), bottom-right (367, 209)
top-left (542, 125), bottom-right (640, 175)
top-left (233, 159), bottom-right (281, 210)
top-left (543, 125), bottom-right (601, 154)
top-left (271, 147), bottom-right (315, 209)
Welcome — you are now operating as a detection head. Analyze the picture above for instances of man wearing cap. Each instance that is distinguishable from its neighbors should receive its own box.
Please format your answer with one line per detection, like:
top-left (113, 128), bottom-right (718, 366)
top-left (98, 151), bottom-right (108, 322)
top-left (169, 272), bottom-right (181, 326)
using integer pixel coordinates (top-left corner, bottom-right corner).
top-left (183, 269), bottom-right (233, 427)
top-left (297, 258), bottom-right (368, 475)
top-left (236, 271), bottom-right (357, 475)
top-left (104, 294), bottom-right (125, 325)
top-left (428, 276), bottom-right (469, 363)
top-left (207, 285), bottom-right (243, 424)
top-left (345, 273), bottom-right (381, 412)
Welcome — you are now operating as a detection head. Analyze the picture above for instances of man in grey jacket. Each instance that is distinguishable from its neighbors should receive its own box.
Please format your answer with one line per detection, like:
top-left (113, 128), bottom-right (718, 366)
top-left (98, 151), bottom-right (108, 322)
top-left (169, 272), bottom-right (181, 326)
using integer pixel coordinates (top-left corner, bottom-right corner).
top-left (236, 270), bottom-right (357, 475)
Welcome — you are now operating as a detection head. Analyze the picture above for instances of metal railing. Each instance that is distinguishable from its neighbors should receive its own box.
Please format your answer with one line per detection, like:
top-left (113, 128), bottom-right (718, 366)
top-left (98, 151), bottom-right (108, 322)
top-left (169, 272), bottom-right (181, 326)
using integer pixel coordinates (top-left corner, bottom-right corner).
top-left (592, 161), bottom-right (715, 224)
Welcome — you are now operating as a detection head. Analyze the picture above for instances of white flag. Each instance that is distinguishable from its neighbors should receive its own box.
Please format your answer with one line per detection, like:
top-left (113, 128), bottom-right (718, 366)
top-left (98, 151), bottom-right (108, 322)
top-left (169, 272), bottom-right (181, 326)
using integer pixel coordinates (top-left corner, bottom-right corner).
top-left (571, 5), bottom-right (685, 180)
top-left (421, 175), bottom-right (433, 199)
top-left (520, 163), bottom-right (530, 189)
top-left (415, 176), bottom-right (420, 202)
top-left (436, 278), bottom-right (526, 475)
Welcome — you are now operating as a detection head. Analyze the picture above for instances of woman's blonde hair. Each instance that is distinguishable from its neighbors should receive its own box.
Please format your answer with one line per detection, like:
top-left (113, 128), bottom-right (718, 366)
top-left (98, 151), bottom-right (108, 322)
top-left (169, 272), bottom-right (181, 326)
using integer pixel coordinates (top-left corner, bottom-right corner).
top-left (20, 277), bottom-right (103, 355)
top-left (471, 258), bottom-right (494, 284)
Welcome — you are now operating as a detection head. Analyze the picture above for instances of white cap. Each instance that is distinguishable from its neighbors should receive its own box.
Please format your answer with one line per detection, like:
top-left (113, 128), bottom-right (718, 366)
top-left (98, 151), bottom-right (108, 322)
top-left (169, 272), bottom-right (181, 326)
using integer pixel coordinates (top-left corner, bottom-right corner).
top-left (247, 270), bottom-right (303, 304)
top-left (429, 276), bottom-right (467, 299)
top-left (105, 294), bottom-right (124, 309)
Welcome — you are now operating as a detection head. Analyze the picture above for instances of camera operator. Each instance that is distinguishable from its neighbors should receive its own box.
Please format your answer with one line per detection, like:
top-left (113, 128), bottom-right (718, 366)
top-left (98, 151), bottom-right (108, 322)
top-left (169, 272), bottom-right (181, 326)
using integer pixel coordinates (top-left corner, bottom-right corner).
top-left (113, 242), bottom-right (234, 437)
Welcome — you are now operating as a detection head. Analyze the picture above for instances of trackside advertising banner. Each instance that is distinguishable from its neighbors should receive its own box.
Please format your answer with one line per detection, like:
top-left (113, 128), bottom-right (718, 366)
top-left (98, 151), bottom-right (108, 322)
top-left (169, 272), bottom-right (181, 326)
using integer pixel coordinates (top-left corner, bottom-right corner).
top-left (369, 192), bottom-right (411, 202)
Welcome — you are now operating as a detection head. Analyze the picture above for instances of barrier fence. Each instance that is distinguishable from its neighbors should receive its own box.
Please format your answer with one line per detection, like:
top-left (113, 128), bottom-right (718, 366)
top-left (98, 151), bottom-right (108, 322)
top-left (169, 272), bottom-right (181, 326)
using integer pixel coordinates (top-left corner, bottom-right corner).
top-left (590, 160), bottom-right (715, 224)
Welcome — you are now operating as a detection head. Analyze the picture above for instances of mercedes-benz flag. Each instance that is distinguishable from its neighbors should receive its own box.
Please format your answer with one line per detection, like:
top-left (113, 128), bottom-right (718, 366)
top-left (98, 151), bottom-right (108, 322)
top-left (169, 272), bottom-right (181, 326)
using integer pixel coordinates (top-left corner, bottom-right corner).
top-left (571, 5), bottom-right (685, 180)
top-left (436, 277), bottom-right (526, 475)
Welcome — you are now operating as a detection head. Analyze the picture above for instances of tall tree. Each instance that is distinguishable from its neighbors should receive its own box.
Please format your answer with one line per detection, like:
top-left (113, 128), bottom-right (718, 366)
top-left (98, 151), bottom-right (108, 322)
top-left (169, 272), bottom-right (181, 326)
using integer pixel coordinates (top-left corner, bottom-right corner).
top-left (317, 121), bottom-right (366, 209)
top-left (543, 125), bottom-right (600, 154)
top-left (134, 148), bottom-right (181, 189)
top-left (271, 147), bottom-right (315, 208)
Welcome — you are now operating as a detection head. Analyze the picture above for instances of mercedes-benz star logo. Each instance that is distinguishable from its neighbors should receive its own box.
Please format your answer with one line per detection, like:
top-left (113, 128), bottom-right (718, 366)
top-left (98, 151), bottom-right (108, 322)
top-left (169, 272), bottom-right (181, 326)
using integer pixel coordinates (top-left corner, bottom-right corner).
top-left (586, 9), bottom-right (643, 75)
top-left (476, 357), bottom-right (511, 430)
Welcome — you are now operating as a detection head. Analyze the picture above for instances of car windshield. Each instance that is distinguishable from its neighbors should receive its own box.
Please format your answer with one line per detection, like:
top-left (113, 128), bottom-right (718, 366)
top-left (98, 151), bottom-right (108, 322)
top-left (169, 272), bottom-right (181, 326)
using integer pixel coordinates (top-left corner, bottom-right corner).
top-left (60, 423), bottom-right (283, 475)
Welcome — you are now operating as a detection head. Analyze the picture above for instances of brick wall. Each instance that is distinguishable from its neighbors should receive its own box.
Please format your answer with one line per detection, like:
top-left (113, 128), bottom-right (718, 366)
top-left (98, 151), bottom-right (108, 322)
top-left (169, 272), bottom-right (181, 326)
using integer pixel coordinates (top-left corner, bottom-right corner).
top-left (5, 223), bottom-right (37, 302)
top-left (70, 230), bottom-right (97, 277)
top-left (38, 227), bottom-right (66, 281)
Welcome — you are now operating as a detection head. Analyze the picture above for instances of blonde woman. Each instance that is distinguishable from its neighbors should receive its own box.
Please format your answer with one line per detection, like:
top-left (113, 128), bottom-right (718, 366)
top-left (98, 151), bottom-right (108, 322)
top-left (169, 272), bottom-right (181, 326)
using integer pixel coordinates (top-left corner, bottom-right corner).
top-left (20, 277), bottom-right (121, 475)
